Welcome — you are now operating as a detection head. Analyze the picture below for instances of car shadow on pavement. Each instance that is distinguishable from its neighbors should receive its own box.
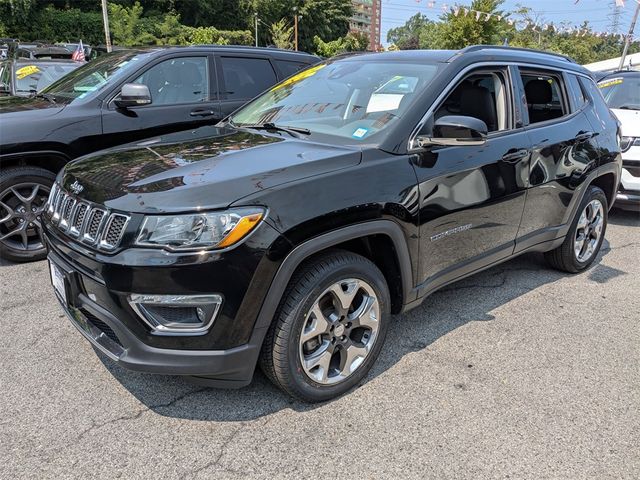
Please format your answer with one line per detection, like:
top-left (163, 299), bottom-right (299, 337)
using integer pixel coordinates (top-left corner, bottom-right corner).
top-left (609, 207), bottom-right (639, 227)
top-left (97, 243), bottom-right (620, 422)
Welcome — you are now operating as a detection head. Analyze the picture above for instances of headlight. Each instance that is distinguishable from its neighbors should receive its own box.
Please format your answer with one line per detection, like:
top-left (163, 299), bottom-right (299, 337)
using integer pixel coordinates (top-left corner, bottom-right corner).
top-left (135, 207), bottom-right (265, 251)
top-left (620, 136), bottom-right (639, 152)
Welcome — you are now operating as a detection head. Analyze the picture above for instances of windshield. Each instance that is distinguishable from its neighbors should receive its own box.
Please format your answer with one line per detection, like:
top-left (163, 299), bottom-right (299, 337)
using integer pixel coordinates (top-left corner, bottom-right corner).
top-left (230, 60), bottom-right (440, 143)
top-left (42, 51), bottom-right (151, 102)
top-left (598, 75), bottom-right (640, 110)
top-left (14, 63), bottom-right (80, 94)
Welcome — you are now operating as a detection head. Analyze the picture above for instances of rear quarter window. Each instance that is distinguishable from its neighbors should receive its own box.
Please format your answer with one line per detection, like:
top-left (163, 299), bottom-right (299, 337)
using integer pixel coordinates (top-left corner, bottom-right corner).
top-left (275, 60), bottom-right (308, 78)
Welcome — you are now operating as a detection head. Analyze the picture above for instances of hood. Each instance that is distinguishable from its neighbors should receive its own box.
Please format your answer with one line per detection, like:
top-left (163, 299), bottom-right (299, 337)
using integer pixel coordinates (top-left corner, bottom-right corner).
top-left (61, 126), bottom-right (362, 213)
top-left (611, 108), bottom-right (640, 137)
top-left (0, 94), bottom-right (65, 117)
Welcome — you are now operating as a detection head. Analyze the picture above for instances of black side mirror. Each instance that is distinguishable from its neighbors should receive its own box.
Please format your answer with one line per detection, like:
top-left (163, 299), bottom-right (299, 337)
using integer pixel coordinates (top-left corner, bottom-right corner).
top-left (417, 115), bottom-right (488, 147)
top-left (115, 83), bottom-right (152, 108)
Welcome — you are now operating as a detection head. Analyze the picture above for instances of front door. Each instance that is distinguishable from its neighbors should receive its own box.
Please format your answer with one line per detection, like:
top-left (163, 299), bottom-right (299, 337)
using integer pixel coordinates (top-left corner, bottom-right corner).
top-left (412, 67), bottom-right (530, 295)
top-left (101, 54), bottom-right (220, 146)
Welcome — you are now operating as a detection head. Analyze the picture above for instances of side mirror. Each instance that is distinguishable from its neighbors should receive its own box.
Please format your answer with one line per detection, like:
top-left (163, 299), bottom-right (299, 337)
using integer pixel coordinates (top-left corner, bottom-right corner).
top-left (417, 115), bottom-right (488, 147)
top-left (115, 83), bottom-right (152, 108)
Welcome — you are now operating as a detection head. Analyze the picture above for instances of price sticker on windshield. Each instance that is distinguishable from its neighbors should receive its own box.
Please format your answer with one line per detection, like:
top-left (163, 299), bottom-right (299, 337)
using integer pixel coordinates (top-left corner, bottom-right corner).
top-left (16, 65), bottom-right (40, 80)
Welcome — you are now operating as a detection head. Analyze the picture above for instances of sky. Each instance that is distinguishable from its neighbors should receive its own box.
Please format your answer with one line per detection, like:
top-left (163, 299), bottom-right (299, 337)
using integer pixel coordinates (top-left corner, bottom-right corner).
top-left (380, 0), bottom-right (639, 46)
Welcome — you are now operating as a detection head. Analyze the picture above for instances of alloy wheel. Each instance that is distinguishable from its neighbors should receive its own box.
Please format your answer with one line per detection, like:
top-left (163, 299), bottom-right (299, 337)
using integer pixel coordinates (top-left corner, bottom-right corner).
top-left (574, 199), bottom-right (604, 263)
top-left (0, 182), bottom-right (50, 253)
top-left (299, 278), bottom-right (380, 385)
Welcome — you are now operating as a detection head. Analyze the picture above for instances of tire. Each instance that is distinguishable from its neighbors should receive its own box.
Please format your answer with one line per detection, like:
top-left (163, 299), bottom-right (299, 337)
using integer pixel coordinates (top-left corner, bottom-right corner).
top-left (259, 250), bottom-right (390, 402)
top-left (0, 166), bottom-right (55, 263)
top-left (545, 185), bottom-right (608, 273)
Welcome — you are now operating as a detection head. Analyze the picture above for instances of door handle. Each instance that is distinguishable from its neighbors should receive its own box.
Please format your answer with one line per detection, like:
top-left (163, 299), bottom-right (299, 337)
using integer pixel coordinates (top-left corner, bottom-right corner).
top-left (190, 109), bottom-right (216, 117)
top-left (501, 149), bottom-right (530, 164)
top-left (574, 131), bottom-right (594, 142)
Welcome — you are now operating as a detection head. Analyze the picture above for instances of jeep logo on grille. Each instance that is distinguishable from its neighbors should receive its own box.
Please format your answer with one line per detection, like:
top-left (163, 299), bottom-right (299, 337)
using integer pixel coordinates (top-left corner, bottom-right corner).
top-left (69, 180), bottom-right (84, 195)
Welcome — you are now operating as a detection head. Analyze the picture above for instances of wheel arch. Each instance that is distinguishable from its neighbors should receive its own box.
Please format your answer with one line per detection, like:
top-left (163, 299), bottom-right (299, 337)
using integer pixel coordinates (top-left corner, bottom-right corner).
top-left (0, 151), bottom-right (70, 176)
top-left (254, 220), bottom-right (415, 333)
top-left (589, 171), bottom-right (617, 209)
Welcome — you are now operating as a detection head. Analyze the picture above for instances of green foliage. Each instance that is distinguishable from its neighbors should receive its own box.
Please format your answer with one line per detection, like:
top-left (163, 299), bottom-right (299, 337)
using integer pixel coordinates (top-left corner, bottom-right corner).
top-left (108, 1), bottom-right (157, 46)
top-left (314, 31), bottom-right (369, 57)
top-left (436, 0), bottom-right (509, 49)
top-left (387, 13), bottom-right (434, 50)
top-left (185, 27), bottom-right (253, 46)
top-left (270, 19), bottom-right (294, 50)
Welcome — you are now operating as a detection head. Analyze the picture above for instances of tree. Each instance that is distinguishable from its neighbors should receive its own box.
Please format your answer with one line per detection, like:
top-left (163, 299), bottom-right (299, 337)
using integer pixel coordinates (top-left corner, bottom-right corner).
top-left (387, 13), bottom-right (433, 50)
top-left (270, 19), bottom-right (294, 49)
top-left (314, 31), bottom-right (368, 57)
top-left (435, 0), bottom-right (509, 49)
top-left (108, 1), bottom-right (157, 45)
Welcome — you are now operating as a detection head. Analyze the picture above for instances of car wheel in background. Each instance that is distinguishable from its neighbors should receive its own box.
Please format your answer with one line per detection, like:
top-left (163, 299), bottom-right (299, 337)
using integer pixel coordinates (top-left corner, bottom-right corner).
top-left (0, 166), bottom-right (54, 262)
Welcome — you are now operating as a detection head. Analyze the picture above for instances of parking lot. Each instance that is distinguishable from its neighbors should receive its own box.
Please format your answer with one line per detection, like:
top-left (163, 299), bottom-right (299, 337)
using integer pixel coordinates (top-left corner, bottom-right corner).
top-left (1, 209), bottom-right (638, 479)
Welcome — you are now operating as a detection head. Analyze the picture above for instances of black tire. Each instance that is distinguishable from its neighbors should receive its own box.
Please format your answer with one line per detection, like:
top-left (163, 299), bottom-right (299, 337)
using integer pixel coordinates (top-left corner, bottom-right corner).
top-left (0, 166), bottom-right (55, 263)
top-left (545, 185), bottom-right (608, 273)
top-left (259, 250), bottom-right (390, 403)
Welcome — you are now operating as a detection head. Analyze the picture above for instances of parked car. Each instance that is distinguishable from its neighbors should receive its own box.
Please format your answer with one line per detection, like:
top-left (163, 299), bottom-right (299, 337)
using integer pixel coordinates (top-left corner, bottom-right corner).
top-left (42, 46), bottom-right (621, 402)
top-left (0, 58), bottom-right (82, 97)
top-left (56, 42), bottom-right (92, 59)
top-left (0, 46), bottom-right (319, 262)
top-left (597, 70), bottom-right (640, 210)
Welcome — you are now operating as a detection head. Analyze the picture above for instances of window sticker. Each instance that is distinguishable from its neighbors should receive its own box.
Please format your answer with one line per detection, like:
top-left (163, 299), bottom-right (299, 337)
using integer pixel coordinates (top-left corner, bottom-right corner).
top-left (597, 77), bottom-right (623, 89)
top-left (352, 127), bottom-right (368, 139)
top-left (271, 64), bottom-right (326, 91)
top-left (366, 93), bottom-right (403, 113)
top-left (16, 65), bottom-right (40, 80)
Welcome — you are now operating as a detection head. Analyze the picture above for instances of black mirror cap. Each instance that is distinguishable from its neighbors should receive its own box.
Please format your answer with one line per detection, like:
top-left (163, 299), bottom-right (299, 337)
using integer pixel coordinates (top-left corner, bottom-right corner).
top-left (115, 83), bottom-right (152, 108)
top-left (433, 115), bottom-right (488, 140)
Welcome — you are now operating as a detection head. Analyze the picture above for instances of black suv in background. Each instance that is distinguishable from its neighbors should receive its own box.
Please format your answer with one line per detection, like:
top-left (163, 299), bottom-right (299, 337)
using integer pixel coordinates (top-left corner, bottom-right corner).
top-left (0, 46), bottom-right (319, 261)
top-left (43, 46), bottom-right (621, 402)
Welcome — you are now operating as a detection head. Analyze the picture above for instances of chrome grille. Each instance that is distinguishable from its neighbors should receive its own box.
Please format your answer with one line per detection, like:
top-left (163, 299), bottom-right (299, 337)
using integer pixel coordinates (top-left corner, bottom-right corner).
top-left (46, 184), bottom-right (130, 251)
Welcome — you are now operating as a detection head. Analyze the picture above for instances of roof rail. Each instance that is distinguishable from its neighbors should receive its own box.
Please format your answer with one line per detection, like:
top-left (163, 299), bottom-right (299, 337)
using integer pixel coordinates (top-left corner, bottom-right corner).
top-left (455, 45), bottom-right (577, 64)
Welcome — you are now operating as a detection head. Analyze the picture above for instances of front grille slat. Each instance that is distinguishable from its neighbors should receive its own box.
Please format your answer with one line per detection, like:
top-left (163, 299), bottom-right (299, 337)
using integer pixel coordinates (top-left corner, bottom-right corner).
top-left (48, 183), bottom-right (130, 251)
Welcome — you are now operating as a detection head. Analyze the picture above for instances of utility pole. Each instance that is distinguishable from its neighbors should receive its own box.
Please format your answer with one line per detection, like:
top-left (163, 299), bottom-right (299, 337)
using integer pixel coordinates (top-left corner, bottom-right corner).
top-left (100, 0), bottom-right (112, 53)
top-left (293, 6), bottom-right (298, 51)
top-left (618, 0), bottom-right (640, 70)
top-left (254, 13), bottom-right (258, 47)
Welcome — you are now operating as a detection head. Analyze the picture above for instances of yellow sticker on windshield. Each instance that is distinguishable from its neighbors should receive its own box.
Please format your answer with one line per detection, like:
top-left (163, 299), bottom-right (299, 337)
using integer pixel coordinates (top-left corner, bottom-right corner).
top-left (598, 78), bottom-right (623, 88)
top-left (16, 65), bottom-right (40, 79)
top-left (271, 64), bottom-right (326, 91)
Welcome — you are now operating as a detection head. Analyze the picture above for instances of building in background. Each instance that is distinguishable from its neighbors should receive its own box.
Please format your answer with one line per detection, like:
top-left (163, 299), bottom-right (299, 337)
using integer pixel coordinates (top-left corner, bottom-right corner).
top-left (350, 0), bottom-right (381, 51)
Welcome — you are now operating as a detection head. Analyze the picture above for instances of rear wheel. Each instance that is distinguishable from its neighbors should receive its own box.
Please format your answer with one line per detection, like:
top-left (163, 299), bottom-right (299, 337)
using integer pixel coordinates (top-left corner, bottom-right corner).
top-left (0, 166), bottom-right (55, 263)
top-left (260, 250), bottom-right (390, 402)
top-left (545, 185), bottom-right (608, 273)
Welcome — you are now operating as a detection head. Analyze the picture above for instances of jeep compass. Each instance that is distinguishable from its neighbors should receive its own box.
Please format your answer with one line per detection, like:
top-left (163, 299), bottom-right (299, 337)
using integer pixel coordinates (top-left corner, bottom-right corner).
top-left (43, 46), bottom-right (622, 402)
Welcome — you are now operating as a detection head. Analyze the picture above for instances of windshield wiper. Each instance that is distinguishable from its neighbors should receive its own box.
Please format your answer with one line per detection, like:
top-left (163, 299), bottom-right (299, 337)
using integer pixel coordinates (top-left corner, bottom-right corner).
top-left (30, 91), bottom-right (57, 104)
top-left (236, 122), bottom-right (311, 138)
top-left (618, 104), bottom-right (640, 111)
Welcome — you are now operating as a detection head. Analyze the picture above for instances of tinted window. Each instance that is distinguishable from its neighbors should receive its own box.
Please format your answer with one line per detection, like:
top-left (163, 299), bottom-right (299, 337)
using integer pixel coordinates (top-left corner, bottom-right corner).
top-left (134, 56), bottom-right (209, 105)
top-left (567, 74), bottom-right (587, 110)
top-left (275, 60), bottom-right (307, 78)
top-left (521, 71), bottom-right (568, 124)
top-left (220, 57), bottom-right (277, 100)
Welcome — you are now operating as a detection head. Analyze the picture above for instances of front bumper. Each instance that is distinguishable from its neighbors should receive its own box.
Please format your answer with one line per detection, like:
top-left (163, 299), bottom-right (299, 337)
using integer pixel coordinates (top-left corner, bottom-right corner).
top-left (48, 249), bottom-right (266, 387)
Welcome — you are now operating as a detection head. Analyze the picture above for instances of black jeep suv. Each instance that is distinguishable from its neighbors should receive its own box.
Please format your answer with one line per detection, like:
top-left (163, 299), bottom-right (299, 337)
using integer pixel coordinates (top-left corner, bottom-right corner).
top-left (0, 46), bottom-right (318, 262)
top-left (43, 47), bottom-right (621, 402)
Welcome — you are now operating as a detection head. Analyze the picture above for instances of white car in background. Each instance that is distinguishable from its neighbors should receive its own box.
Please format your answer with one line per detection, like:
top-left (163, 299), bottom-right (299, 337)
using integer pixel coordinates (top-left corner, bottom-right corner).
top-left (598, 71), bottom-right (640, 211)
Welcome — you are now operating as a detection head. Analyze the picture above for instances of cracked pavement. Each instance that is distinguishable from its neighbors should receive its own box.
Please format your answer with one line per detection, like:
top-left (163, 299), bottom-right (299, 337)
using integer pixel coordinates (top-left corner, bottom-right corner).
top-left (1, 209), bottom-right (638, 479)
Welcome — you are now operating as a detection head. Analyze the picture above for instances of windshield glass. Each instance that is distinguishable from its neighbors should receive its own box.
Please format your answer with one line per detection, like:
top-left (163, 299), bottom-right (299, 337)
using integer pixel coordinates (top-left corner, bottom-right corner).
top-left (598, 75), bottom-right (640, 110)
top-left (42, 51), bottom-right (151, 102)
top-left (230, 60), bottom-right (440, 143)
top-left (14, 63), bottom-right (80, 94)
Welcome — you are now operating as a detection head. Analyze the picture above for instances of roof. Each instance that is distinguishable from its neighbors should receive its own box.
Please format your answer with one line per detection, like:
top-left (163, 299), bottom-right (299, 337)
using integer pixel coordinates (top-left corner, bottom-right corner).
top-left (100, 45), bottom-right (319, 60)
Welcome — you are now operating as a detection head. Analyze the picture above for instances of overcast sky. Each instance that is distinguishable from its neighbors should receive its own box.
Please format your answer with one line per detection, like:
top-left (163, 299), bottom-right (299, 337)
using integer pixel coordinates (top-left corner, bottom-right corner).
top-left (380, 0), bottom-right (638, 45)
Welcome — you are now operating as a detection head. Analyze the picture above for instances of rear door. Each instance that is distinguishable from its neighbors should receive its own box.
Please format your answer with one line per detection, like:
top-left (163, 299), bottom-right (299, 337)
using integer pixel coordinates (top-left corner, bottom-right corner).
top-left (101, 53), bottom-right (220, 145)
top-left (515, 67), bottom-right (601, 252)
top-left (215, 54), bottom-right (278, 118)
top-left (412, 66), bottom-right (531, 294)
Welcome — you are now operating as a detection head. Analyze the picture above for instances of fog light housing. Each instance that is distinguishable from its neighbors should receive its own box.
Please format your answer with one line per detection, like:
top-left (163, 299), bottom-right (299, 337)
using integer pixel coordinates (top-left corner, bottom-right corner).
top-left (128, 294), bottom-right (223, 335)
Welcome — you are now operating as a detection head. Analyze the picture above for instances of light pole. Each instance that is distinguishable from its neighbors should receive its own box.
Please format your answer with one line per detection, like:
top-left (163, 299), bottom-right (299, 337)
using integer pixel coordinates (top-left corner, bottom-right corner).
top-left (100, 0), bottom-right (112, 53)
top-left (293, 6), bottom-right (298, 51)
top-left (254, 13), bottom-right (259, 47)
top-left (618, 1), bottom-right (640, 70)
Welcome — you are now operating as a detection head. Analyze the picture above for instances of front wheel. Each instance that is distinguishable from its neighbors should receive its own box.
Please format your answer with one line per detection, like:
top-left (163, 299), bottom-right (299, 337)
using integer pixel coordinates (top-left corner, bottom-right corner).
top-left (545, 185), bottom-right (608, 273)
top-left (0, 166), bottom-right (55, 263)
top-left (260, 250), bottom-right (390, 402)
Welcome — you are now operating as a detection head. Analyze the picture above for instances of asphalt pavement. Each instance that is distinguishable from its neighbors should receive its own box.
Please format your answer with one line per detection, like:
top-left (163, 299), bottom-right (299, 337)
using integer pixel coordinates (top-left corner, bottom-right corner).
top-left (1, 209), bottom-right (638, 479)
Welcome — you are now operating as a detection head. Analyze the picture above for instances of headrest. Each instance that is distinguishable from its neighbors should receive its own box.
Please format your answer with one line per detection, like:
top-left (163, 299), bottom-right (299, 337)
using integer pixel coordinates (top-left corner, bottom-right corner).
top-left (525, 79), bottom-right (552, 104)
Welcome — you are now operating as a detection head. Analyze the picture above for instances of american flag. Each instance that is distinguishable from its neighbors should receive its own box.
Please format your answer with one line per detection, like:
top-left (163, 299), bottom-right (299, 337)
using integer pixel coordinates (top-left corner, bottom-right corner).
top-left (72, 40), bottom-right (85, 62)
